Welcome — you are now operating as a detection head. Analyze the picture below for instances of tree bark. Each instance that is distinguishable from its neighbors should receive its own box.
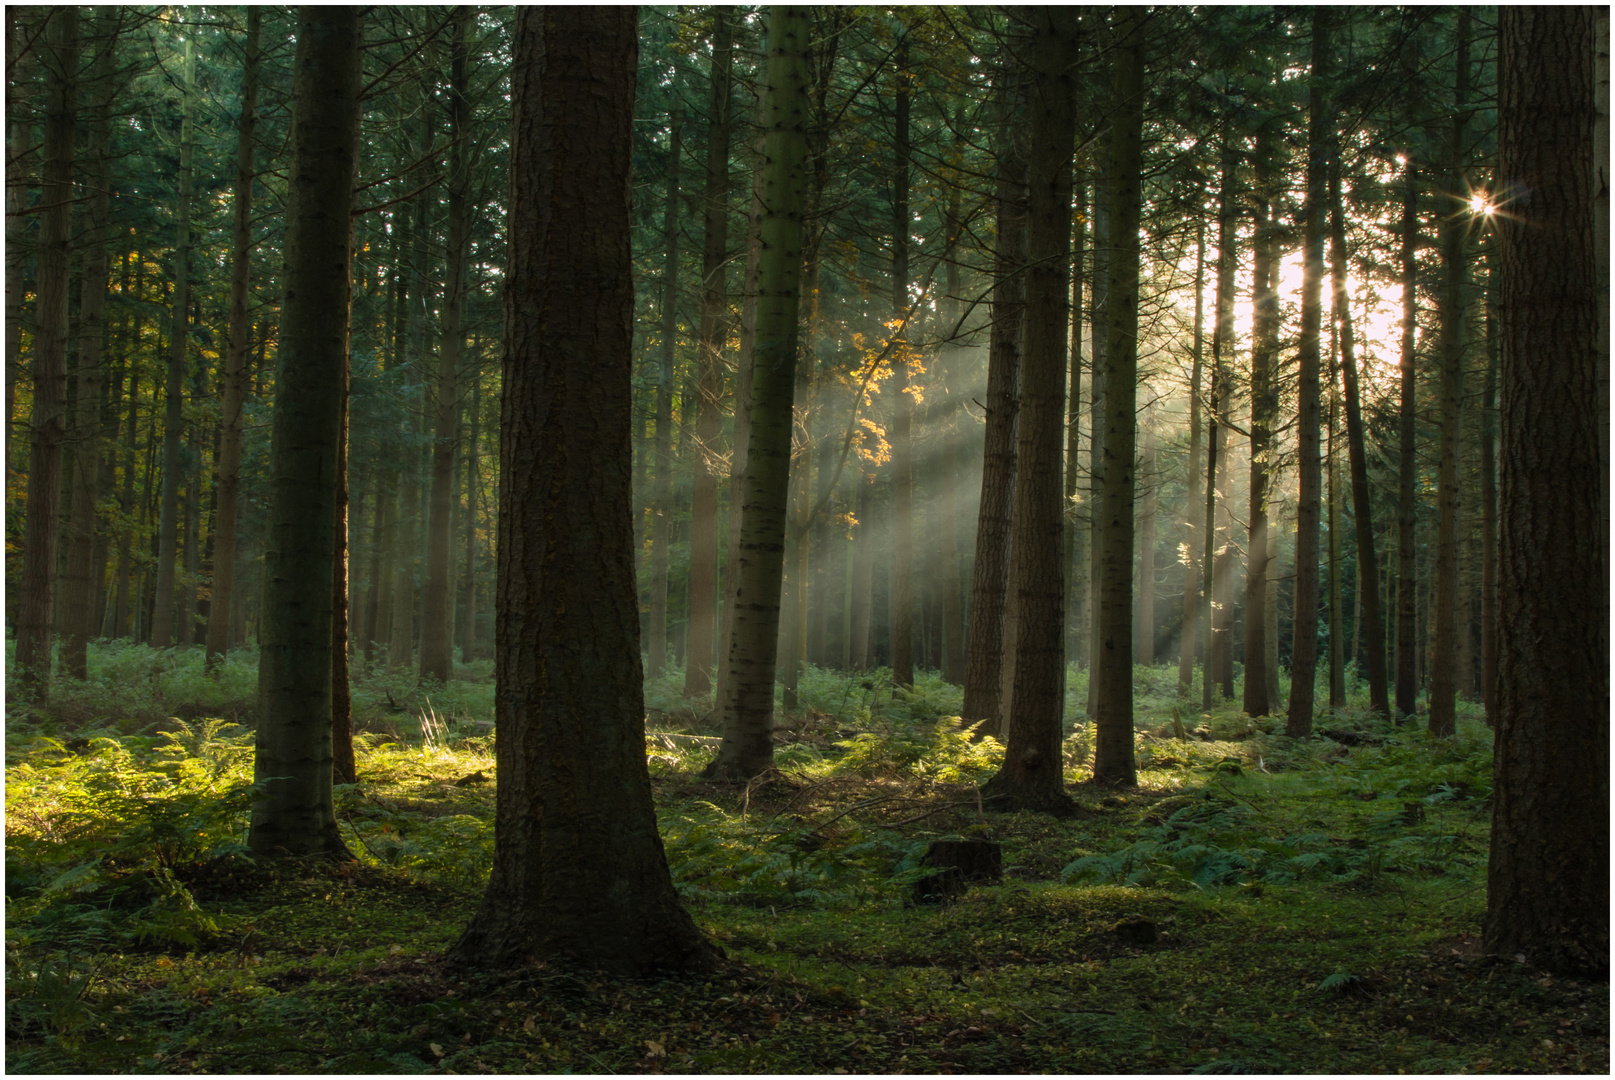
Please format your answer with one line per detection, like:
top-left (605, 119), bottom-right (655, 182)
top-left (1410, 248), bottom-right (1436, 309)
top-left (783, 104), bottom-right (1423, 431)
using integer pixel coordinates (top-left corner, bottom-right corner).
top-left (704, 6), bottom-right (810, 780)
top-left (4, 12), bottom-right (35, 475)
top-left (1428, 8), bottom-right (1470, 738)
top-left (451, 7), bottom-right (715, 974)
top-left (1134, 428), bottom-right (1156, 664)
top-left (1485, 5), bottom-right (1607, 978)
top-left (1177, 214), bottom-right (1205, 697)
top-left (207, 7), bottom-right (260, 672)
top-left (248, 5), bottom-right (362, 860)
top-left (1285, 6), bottom-right (1329, 739)
top-left (1244, 125), bottom-right (1278, 717)
top-left (1091, 14), bottom-right (1144, 789)
top-left (1395, 154), bottom-right (1419, 719)
top-left (461, 365), bottom-right (480, 664)
top-left (1066, 179), bottom-right (1089, 675)
top-left (647, 116), bottom-right (680, 680)
top-left (1479, 298), bottom-right (1498, 721)
top-left (1202, 140), bottom-right (1236, 712)
top-left (15, 8), bottom-right (75, 698)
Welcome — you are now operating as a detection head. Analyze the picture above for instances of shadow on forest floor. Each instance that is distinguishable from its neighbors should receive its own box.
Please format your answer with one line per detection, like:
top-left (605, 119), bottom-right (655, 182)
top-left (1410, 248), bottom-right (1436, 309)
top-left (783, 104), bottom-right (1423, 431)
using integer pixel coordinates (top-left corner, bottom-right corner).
top-left (5, 642), bottom-right (1607, 1073)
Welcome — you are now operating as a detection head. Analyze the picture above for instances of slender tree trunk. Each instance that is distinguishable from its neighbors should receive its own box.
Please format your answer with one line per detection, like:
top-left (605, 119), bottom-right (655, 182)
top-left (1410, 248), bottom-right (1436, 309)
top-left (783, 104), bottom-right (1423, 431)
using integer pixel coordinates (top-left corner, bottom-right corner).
top-left (1066, 179), bottom-right (1088, 674)
top-left (647, 117), bottom-right (680, 680)
top-left (685, 9), bottom-right (733, 698)
top-left (248, 5), bottom-right (362, 860)
top-left (1134, 428), bottom-right (1156, 663)
top-left (151, 34), bottom-right (195, 648)
top-left (450, 6), bottom-right (716, 974)
top-left (1328, 363), bottom-right (1345, 709)
top-left (961, 57), bottom-right (1024, 725)
top-left (939, 147), bottom-right (968, 686)
top-left (4, 15), bottom-right (35, 475)
top-left (461, 367), bottom-right (479, 664)
top-left (419, 7), bottom-right (470, 686)
top-left (1092, 15), bottom-right (1144, 788)
top-left (1285, 7), bottom-right (1330, 739)
top-left (705, 7), bottom-right (810, 780)
top-left (1395, 155), bottom-right (1419, 719)
top-left (1485, 5), bottom-right (1606, 978)
top-left (1479, 299), bottom-right (1498, 721)
top-left (1202, 140), bottom-right (1236, 711)
top-left (1265, 503), bottom-right (1281, 708)
top-left (1177, 215), bottom-right (1205, 697)
top-left (1428, 9), bottom-right (1471, 738)
top-left (1244, 126), bottom-right (1278, 716)
top-left (1330, 143), bottom-right (1390, 718)
top-left (207, 7), bottom-right (259, 671)
top-left (1085, 158), bottom-right (1108, 719)
top-left (59, 28), bottom-right (113, 680)
top-left (888, 33), bottom-right (914, 689)
top-left (389, 150), bottom-right (433, 673)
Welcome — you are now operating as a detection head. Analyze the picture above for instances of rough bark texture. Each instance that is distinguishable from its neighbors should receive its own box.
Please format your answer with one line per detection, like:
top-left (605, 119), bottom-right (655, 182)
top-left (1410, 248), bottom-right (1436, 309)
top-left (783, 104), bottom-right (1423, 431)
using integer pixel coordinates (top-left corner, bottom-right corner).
top-left (1066, 180), bottom-right (1089, 674)
top-left (1484, 4), bottom-right (1607, 979)
top-left (207, 7), bottom-right (260, 672)
top-left (151, 35), bottom-right (195, 648)
top-left (1330, 150), bottom-right (1390, 719)
top-left (248, 5), bottom-right (361, 860)
top-left (419, 6), bottom-right (472, 687)
top-left (960, 59), bottom-right (1024, 726)
top-left (1091, 18), bottom-right (1143, 789)
top-left (705, 6), bottom-right (810, 780)
top-left (1285, 7), bottom-right (1329, 739)
top-left (1395, 156), bottom-right (1419, 719)
top-left (15, 7), bottom-right (75, 697)
top-left (1244, 126), bottom-right (1278, 717)
top-left (450, 7), bottom-right (716, 975)
top-left (684, 9), bottom-right (733, 699)
top-left (1428, 9), bottom-right (1470, 738)
top-left (983, 7), bottom-right (1076, 812)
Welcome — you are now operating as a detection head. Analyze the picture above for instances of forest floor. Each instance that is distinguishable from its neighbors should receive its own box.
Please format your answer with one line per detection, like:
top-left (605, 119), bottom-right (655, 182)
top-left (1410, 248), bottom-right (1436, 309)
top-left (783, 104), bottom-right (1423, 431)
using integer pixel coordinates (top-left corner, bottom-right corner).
top-left (5, 643), bottom-right (1608, 1074)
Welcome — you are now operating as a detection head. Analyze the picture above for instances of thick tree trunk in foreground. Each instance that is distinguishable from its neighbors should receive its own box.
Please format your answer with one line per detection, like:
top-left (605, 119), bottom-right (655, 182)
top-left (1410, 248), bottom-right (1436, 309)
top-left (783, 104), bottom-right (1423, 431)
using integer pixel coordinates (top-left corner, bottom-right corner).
top-left (983, 6), bottom-right (1076, 811)
top-left (451, 7), bottom-right (716, 975)
top-left (1091, 17), bottom-right (1144, 789)
top-left (1484, 4), bottom-right (1607, 979)
top-left (248, 5), bottom-right (361, 860)
top-left (207, 7), bottom-right (260, 672)
top-left (961, 61), bottom-right (1024, 727)
top-left (684, 8), bottom-right (733, 699)
top-left (705, 7), bottom-right (810, 780)
top-left (1285, 7), bottom-right (1329, 739)
top-left (15, 7), bottom-right (75, 698)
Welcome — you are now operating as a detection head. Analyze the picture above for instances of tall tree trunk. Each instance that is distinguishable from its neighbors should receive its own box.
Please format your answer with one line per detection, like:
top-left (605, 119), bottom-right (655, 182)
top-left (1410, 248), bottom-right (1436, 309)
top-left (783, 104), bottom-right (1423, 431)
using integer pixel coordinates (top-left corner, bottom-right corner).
top-left (1395, 154), bottom-right (1419, 719)
top-left (1485, 5), bottom-right (1606, 978)
top-left (1265, 502), bottom-right (1281, 708)
top-left (940, 142), bottom-right (968, 685)
top-left (1328, 361), bottom-right (1345, 708)
top-left (1330, 142), bottom-right (1390, 719)
top-left (151, 33), bottom-right (195, 648)
top-left (59, 26), bottom-right (113, 680)
top-left (16, 7), bottom-right (75, 695)
top-left (1479, 298), bottom-right (1498, 721)
top-left (888, 32), bottom-right (914, 690)
top-left (420, 6), bottom-right (471, 686)
top-left (1066, 179), bottom-right (1088, 674)
top-left (1092, 14), bottom-right (1144, 789)
top-left (685, 8), bottom-right (733, 698)
top-left (207, 6), bottom-right (259, 672)
top-left (960, 56), bottom-right (1024, 725)
top-left (4, 13), bottom-right (35, 475)
top-left (389, 145), bottom-right (433, 673)
top-left (1428, 8), bottom-right (1471, 738)
top-left (248, 5), bottom-right (361, 860)
top-left (1285, 7), bottom-right (1330, 739)
top-left (450, 6), bottom-right (716, 974)
top-left (984, 6), bottom-right (1077, 810)
top-left (1085, 157), bottom-right (1108, 718)
top-left (461, 366), bottom-right (480, 664)
top-left (1202, 140), bottom-right (1236, 711)
top-left (1134, 428), bottom-right (1156, 664)
top-left (1244, 125), bottom-right (1278, 716)
top-left (1177, 214), bottom-right (1205, 697)
top-left (705, 6), bottom-right (810, 780)
top-left (111, 283), bottom-right (142, 640)
top-left (647, 116), bottom-right (680, 680)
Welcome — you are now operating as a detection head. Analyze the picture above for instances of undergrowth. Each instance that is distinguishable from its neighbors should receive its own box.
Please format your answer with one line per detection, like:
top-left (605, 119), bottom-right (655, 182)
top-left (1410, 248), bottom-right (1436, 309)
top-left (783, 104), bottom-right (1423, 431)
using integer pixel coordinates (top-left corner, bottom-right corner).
top-left (5, 639), bottom-right (1606, 1074)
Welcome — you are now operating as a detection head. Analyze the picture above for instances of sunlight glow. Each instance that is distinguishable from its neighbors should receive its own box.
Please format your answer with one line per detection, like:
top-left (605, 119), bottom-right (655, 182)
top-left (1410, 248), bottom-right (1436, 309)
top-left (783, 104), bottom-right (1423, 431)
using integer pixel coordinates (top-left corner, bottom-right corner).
top-left (1469, 193), bottom-right (1495, 215)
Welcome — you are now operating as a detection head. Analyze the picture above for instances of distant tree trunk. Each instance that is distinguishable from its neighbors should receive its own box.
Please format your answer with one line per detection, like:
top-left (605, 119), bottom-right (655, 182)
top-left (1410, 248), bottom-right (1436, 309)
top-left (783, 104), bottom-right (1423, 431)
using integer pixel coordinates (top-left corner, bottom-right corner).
top-left (647, 116), bottom-right (680, 680)
top-left (332, 325), bottom-right (356, 786)
top-left (960, 57), bottom-right (1024, 726)
top-left (685, 8), bottom-right (733, 699)
top-left (1244, 126), bottom-right (1278, 717)
top-left (15, 8), bottom-right (76, 697)
top-left (1177, 214), bottom-right (1205, 697)
top-left (1285, 6), bottom-right (1329, 739)
top-left (1395, 154), bottom-right (1419, 719)
top-left (450, 7), bottom-right (716, 974)
top-left (389, 158), bottom-right (433, 672)
top-left (1085, 159), bottom-right (1108, 719)
top-left (1202, 140), bottom-right (1236, 711)
top-left (1134, 428), bottom-right (1156, 664)
top-left (207, 7), bottom-right (259, 672)
top-left (888, 32), bottom-right (914, 689)
top-left (4, 14), bottom-right (35, 474)
top-left (1265, 503), bottom-right (1282, 708)
top-left (419, 7), bottom-right (471, 687)
top-left (1327, 371), bottom-right (1345, 709)
top-left (1066, 179), bottom-right (1089, 675)
top-left (1330, 144), bottom-right (1390, 719)
top-left (984, 6), bottom-right (1077, 810)
top-left (940, 144), bottom-right (968, 686)
top-left (1479, 300), bottom-right (1498, 721)
top-left (110, 292), bottom-right (142, 640)
top-left (59, 27), bottom-right (113, 680)
top-left (1428, 9), bottom-right (1471, 738)
top-left (1091, 15), bottom-right (1144, 789)
top-left (705, 7), bottom-right (810, 780)
top-left (461, 370), bottom-right (480, 664)
top-left (151, 33), bottom-right (196, 648)
top-left (249, 5), bottom-right (361, 860)
top-left (1485, 5), bottom-right (1607, 978)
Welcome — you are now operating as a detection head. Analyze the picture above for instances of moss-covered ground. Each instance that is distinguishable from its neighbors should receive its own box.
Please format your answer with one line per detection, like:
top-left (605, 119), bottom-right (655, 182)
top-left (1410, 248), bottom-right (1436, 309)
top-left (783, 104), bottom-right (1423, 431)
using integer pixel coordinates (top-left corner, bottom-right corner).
top-left (6, 643), bottom-right (1607, 1073)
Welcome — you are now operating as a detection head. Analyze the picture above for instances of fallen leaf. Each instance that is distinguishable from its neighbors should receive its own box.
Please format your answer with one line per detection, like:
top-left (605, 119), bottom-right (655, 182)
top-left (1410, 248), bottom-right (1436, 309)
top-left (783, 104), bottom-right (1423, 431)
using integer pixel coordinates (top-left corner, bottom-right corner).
top-left (523, 1016), bottom-right (537, 1032)
top-left (429, 1043), bottom-right (444, 1058)
top-left (645, 1039), bottom-right (666, 1059)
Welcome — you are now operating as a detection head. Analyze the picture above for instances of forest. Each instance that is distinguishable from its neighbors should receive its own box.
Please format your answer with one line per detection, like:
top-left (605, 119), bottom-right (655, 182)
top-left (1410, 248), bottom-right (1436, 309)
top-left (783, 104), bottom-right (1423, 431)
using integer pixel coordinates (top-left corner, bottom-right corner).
top-left (4, 4), bottom-right (1608, 1074)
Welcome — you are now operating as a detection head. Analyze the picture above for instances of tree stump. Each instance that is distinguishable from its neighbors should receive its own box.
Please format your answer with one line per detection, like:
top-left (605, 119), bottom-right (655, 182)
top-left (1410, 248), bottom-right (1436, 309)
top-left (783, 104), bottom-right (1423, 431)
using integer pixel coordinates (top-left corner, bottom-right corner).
top-left (910, 839), bottom-right (1002, 905)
